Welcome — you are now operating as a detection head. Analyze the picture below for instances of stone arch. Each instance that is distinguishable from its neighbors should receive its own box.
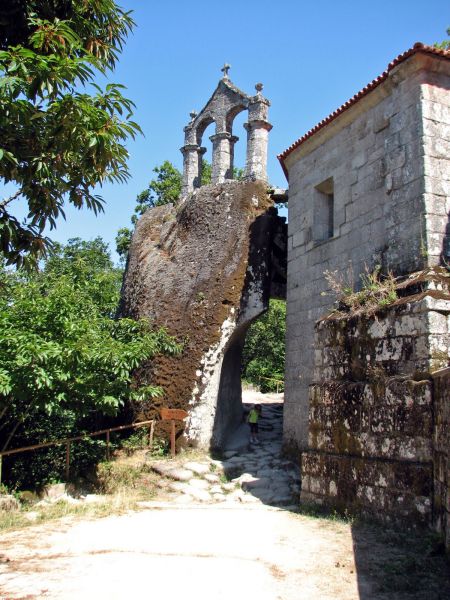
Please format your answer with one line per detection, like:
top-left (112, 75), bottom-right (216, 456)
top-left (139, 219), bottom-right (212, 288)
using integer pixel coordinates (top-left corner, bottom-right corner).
top-left (225, 103), bottom-right (247, 133)
top-left (195, 114), bottom-right (215, 145)
top-left (192, 115), bottom-right (214, 187)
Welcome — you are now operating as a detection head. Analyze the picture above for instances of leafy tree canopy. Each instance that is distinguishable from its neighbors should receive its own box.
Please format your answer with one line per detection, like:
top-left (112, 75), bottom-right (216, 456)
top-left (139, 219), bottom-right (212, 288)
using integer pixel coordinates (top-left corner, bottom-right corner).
top-left (131, 160), bottom-right (182, 222)
top-left (434, 27), bottom-right (450, 50)
top-left (0, 0), bottom-right (140, 268)
top-left (0, 238), bottom-right (180, 453)
top-left (242, 299), bottom-right (286, 392)
top-left (115, 159), bottom-right (244, 261)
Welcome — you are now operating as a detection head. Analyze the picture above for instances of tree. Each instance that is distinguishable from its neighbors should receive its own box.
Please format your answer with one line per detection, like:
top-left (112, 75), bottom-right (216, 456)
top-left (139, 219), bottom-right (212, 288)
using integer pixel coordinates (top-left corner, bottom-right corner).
top-left (242, 299), bottom-right (286, 392)
top-left (0, 1), bottom-right (141, 268)
top-left (434, 27), bottom-right (450, 50)
top-left (0, 238), bottom-right (180, 458)
top-left (133, 160), bottom-right (182, 215)
top-left (115, 159), bottom-right (245, 261)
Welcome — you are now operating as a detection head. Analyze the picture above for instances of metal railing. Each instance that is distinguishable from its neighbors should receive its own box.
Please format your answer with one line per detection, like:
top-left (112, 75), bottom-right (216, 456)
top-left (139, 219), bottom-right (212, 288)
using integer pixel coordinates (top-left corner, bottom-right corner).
top-left (0, 420), bottom-right (155, 486)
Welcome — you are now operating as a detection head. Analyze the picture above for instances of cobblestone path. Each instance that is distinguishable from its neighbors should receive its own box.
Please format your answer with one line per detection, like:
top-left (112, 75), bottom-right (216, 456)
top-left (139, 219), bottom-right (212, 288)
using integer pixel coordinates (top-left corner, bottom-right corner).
top-left (150, 393), bottom-right (301, 507)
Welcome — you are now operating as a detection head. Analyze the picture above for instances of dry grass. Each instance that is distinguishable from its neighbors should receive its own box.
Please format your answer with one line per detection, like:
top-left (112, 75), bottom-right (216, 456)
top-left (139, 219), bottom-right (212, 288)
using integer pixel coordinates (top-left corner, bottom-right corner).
top-left (323, 264), bottom-right (398, 316)
top-left (0, 450), bottom-right (161, 533)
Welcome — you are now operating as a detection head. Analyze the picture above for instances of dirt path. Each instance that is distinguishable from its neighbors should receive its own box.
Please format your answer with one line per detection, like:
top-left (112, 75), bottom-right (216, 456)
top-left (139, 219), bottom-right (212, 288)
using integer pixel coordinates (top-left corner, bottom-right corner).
top-left (0, 505), bottom-right (360, 600)
top-left (1, 392), bottom-right (448, 599)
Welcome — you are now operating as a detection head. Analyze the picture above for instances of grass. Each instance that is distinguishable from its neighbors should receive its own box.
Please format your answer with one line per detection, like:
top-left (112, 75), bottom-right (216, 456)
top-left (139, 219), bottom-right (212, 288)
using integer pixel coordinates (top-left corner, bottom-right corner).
top-left (295, 501), bottom-right (357, 525)
top-left (0, 488), bottom-right (159, 533)
top-left (0, 450), bottom-right (160, 532)
top-left (0, 445), bottom-right (219, 533)
top-left (323, 263), bottom-right (398, 316)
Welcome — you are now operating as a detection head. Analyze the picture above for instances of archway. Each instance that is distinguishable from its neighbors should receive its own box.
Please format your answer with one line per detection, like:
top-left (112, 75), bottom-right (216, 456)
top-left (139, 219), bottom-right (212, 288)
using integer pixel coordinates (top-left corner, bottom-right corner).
top-left (211, 206), bottom-right (287, 451)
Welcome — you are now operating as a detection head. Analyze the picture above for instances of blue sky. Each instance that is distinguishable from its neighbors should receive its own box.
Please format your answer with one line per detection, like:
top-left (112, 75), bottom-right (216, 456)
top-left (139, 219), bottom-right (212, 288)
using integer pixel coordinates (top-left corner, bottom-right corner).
top-left (5, 0), bottom-right (449, 262)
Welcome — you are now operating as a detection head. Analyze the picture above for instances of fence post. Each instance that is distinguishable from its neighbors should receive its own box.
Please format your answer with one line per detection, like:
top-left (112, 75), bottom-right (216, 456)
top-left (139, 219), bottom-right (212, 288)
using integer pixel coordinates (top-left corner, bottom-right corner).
top-left (65, 442), bottom-right (70, 481)
top-left (170, 420), bottom-right (176, 458)
top-left (106, 430), bottom-right (110, 460)
top-left (149, 420), bottom-right (154, 448)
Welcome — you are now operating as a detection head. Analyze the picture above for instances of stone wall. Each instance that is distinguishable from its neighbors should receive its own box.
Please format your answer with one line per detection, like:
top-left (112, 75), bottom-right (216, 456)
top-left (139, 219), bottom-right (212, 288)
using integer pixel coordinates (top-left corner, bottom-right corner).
top-left (301, 292), bottom-right (450, 526)
top-left (422, 73), bottom-right (450, 266)
top-left (283, 52), bottom-right (450, 450)
top-left (432, 367), bottom-right (450, 553)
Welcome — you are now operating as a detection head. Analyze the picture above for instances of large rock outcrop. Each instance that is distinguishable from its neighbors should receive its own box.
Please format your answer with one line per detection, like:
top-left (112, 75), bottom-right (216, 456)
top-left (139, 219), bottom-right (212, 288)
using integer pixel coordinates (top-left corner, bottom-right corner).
top-left (119, 180), bottom-right (284, 449)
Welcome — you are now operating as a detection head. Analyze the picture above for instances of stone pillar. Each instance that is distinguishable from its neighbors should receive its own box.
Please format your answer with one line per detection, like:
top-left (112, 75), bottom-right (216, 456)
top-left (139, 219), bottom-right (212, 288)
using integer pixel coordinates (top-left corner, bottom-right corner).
top-left (180, 143), bottom-right (200, 196)
top-left (210, 131), bottom-right (232, 183)
top-left (244, 84), bottom-right (272, 181)
top-left (229, 135), bottom-right (239, 179)
top-left (197, 146), bottom-right (207, 186)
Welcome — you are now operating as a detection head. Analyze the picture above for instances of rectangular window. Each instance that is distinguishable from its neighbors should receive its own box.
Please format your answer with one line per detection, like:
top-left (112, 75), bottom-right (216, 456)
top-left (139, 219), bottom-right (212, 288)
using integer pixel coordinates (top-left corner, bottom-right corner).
top-left (313, 178), bottom-right (334, 241)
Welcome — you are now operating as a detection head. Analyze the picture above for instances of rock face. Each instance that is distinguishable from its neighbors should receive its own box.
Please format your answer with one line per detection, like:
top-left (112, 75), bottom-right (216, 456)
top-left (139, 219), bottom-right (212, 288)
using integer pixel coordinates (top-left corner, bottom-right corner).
top-left (119, 180), bottom-right (284, 449)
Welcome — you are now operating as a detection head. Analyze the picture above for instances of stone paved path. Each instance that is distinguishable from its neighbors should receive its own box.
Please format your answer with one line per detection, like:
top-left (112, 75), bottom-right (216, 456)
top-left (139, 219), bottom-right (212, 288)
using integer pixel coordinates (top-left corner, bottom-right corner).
top-left (149, 392), bottom-right (301, 507)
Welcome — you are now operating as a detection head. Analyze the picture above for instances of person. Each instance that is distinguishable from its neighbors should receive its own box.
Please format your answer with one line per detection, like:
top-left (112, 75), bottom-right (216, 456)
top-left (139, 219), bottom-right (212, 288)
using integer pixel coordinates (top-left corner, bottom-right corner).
top-left (247, 404), bottom-right (262, 444)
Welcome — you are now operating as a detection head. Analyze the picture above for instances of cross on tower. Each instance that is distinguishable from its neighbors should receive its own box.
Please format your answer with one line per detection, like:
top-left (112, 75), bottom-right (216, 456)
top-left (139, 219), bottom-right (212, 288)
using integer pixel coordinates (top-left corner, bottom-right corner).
top-left (221, 63), bottom-right (231, 79)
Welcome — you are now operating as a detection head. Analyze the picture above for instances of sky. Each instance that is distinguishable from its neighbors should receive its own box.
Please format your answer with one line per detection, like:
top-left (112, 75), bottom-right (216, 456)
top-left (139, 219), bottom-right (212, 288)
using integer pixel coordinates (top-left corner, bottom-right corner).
top-left (5, 0), bottom-right (449, 263)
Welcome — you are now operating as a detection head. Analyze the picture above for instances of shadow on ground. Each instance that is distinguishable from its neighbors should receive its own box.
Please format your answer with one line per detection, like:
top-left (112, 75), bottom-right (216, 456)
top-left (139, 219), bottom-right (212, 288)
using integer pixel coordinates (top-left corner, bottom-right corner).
top-left (351, 519), bottom-right (450, 600)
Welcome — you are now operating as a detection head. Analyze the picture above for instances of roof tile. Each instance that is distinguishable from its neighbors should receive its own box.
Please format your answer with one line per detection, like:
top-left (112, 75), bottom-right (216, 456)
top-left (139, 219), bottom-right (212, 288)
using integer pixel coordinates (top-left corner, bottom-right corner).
top-left (278, 43), bottom-right (450, 178)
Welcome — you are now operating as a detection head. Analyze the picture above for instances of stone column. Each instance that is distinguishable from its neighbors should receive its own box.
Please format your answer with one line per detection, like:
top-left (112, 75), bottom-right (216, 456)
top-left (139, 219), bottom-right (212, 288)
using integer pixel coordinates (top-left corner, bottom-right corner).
top-left (197, 146), bottom-right (207, 186)
top-left (244, 84), bottom-right (272, 182)
top-left (210, 131), bottom-right (232, 184)
top-left (180, 143), bottom-right (200, 196)
top-left (229, 135), bottom-right (239, 179)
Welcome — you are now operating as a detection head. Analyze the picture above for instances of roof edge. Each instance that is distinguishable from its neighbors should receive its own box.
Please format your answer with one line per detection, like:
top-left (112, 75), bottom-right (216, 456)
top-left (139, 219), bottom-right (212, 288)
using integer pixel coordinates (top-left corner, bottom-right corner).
top-left (278, 43), bottom-right (450, 180)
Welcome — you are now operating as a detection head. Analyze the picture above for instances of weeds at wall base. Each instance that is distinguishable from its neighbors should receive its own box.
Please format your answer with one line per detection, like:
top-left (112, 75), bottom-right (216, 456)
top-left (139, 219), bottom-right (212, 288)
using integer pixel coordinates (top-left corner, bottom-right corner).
top-left (295, 501), bottom-right (357, 525)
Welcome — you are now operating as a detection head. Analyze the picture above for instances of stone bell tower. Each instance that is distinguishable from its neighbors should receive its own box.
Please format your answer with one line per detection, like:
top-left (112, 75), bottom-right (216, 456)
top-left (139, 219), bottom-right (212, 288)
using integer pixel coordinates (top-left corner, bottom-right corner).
top-left (180, 65), bottom-right (272, 196)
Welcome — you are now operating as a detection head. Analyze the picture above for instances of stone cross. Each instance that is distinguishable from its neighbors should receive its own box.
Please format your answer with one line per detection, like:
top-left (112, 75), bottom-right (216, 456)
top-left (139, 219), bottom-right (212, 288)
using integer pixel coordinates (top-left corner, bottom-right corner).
top-left (221, 63), bottom-right (231, 79)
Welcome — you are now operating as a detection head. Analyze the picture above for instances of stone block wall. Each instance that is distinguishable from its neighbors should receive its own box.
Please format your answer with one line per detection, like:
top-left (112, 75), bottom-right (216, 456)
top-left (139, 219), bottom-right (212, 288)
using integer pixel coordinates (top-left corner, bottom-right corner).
top-left (432, 367), bottom-right (450, 553)
top-left (301, 295), bottom-right (449, 526)
top-left (422, 72), bottom-right (450, 265)
top-left (283, 52), bottom-right (450, 450)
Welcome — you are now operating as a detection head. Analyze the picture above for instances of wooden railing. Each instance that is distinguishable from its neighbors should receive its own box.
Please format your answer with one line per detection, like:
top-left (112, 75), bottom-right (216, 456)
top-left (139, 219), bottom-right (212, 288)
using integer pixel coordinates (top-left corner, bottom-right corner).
top-left (258, 376), bottom-right (285, 393)
top-left (0, 420), bottom-right (155, 486)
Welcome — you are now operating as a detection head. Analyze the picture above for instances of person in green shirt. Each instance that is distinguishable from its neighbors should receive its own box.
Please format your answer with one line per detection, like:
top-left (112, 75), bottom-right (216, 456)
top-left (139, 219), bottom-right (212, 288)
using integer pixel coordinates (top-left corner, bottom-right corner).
top-left (247, 404), bottom-right (262, 444)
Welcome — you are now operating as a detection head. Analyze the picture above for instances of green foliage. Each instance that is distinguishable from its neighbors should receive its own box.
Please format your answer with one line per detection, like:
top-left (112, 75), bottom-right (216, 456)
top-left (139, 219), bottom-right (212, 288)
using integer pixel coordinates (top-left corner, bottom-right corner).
top-left (434, 27), bottom-right (450, 50)
top-left (0, 1), bottom-right (140, 268)
top-left (323, 264), bottom-right (398, 315)
top-left (114, 227), bottom-right (133, 263)
top-left (0, 238), bottom-right (180, 487)
top-left (114, 158), bottom-right (245, 260)
top-left (131, 160), bottom-right (182, 221)
top-left (200, 160), bottom-right (244, 186)
top-left (242, 299), bottom-right (286, 392)
top-left (115, 160), bottom-right (182, 261)
top-left (5, 411), bottom-right (108, 490)
top-left (201, 159), bottom-right (212, 185)
top-left (144, 160), bottom-right (182, 209)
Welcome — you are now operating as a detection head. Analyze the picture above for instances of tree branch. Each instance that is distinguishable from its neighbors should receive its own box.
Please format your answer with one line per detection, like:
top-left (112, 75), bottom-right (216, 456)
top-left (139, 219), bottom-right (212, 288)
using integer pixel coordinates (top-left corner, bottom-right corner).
top-left (0, 189), bottom-right (22, 211)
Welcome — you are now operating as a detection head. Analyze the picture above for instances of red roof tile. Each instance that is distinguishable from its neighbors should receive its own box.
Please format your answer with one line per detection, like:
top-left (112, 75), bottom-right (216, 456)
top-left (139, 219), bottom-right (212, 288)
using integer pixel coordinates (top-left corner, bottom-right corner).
top-left (278, 43), bottom-right (450, 179)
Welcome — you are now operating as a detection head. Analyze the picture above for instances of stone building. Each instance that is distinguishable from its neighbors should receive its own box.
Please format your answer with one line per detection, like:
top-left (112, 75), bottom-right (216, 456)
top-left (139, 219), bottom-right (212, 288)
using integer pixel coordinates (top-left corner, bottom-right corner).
top-left (279, 43), bottom-right (449, 544)
top-left (278, 43), bottom-right (450, 452)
